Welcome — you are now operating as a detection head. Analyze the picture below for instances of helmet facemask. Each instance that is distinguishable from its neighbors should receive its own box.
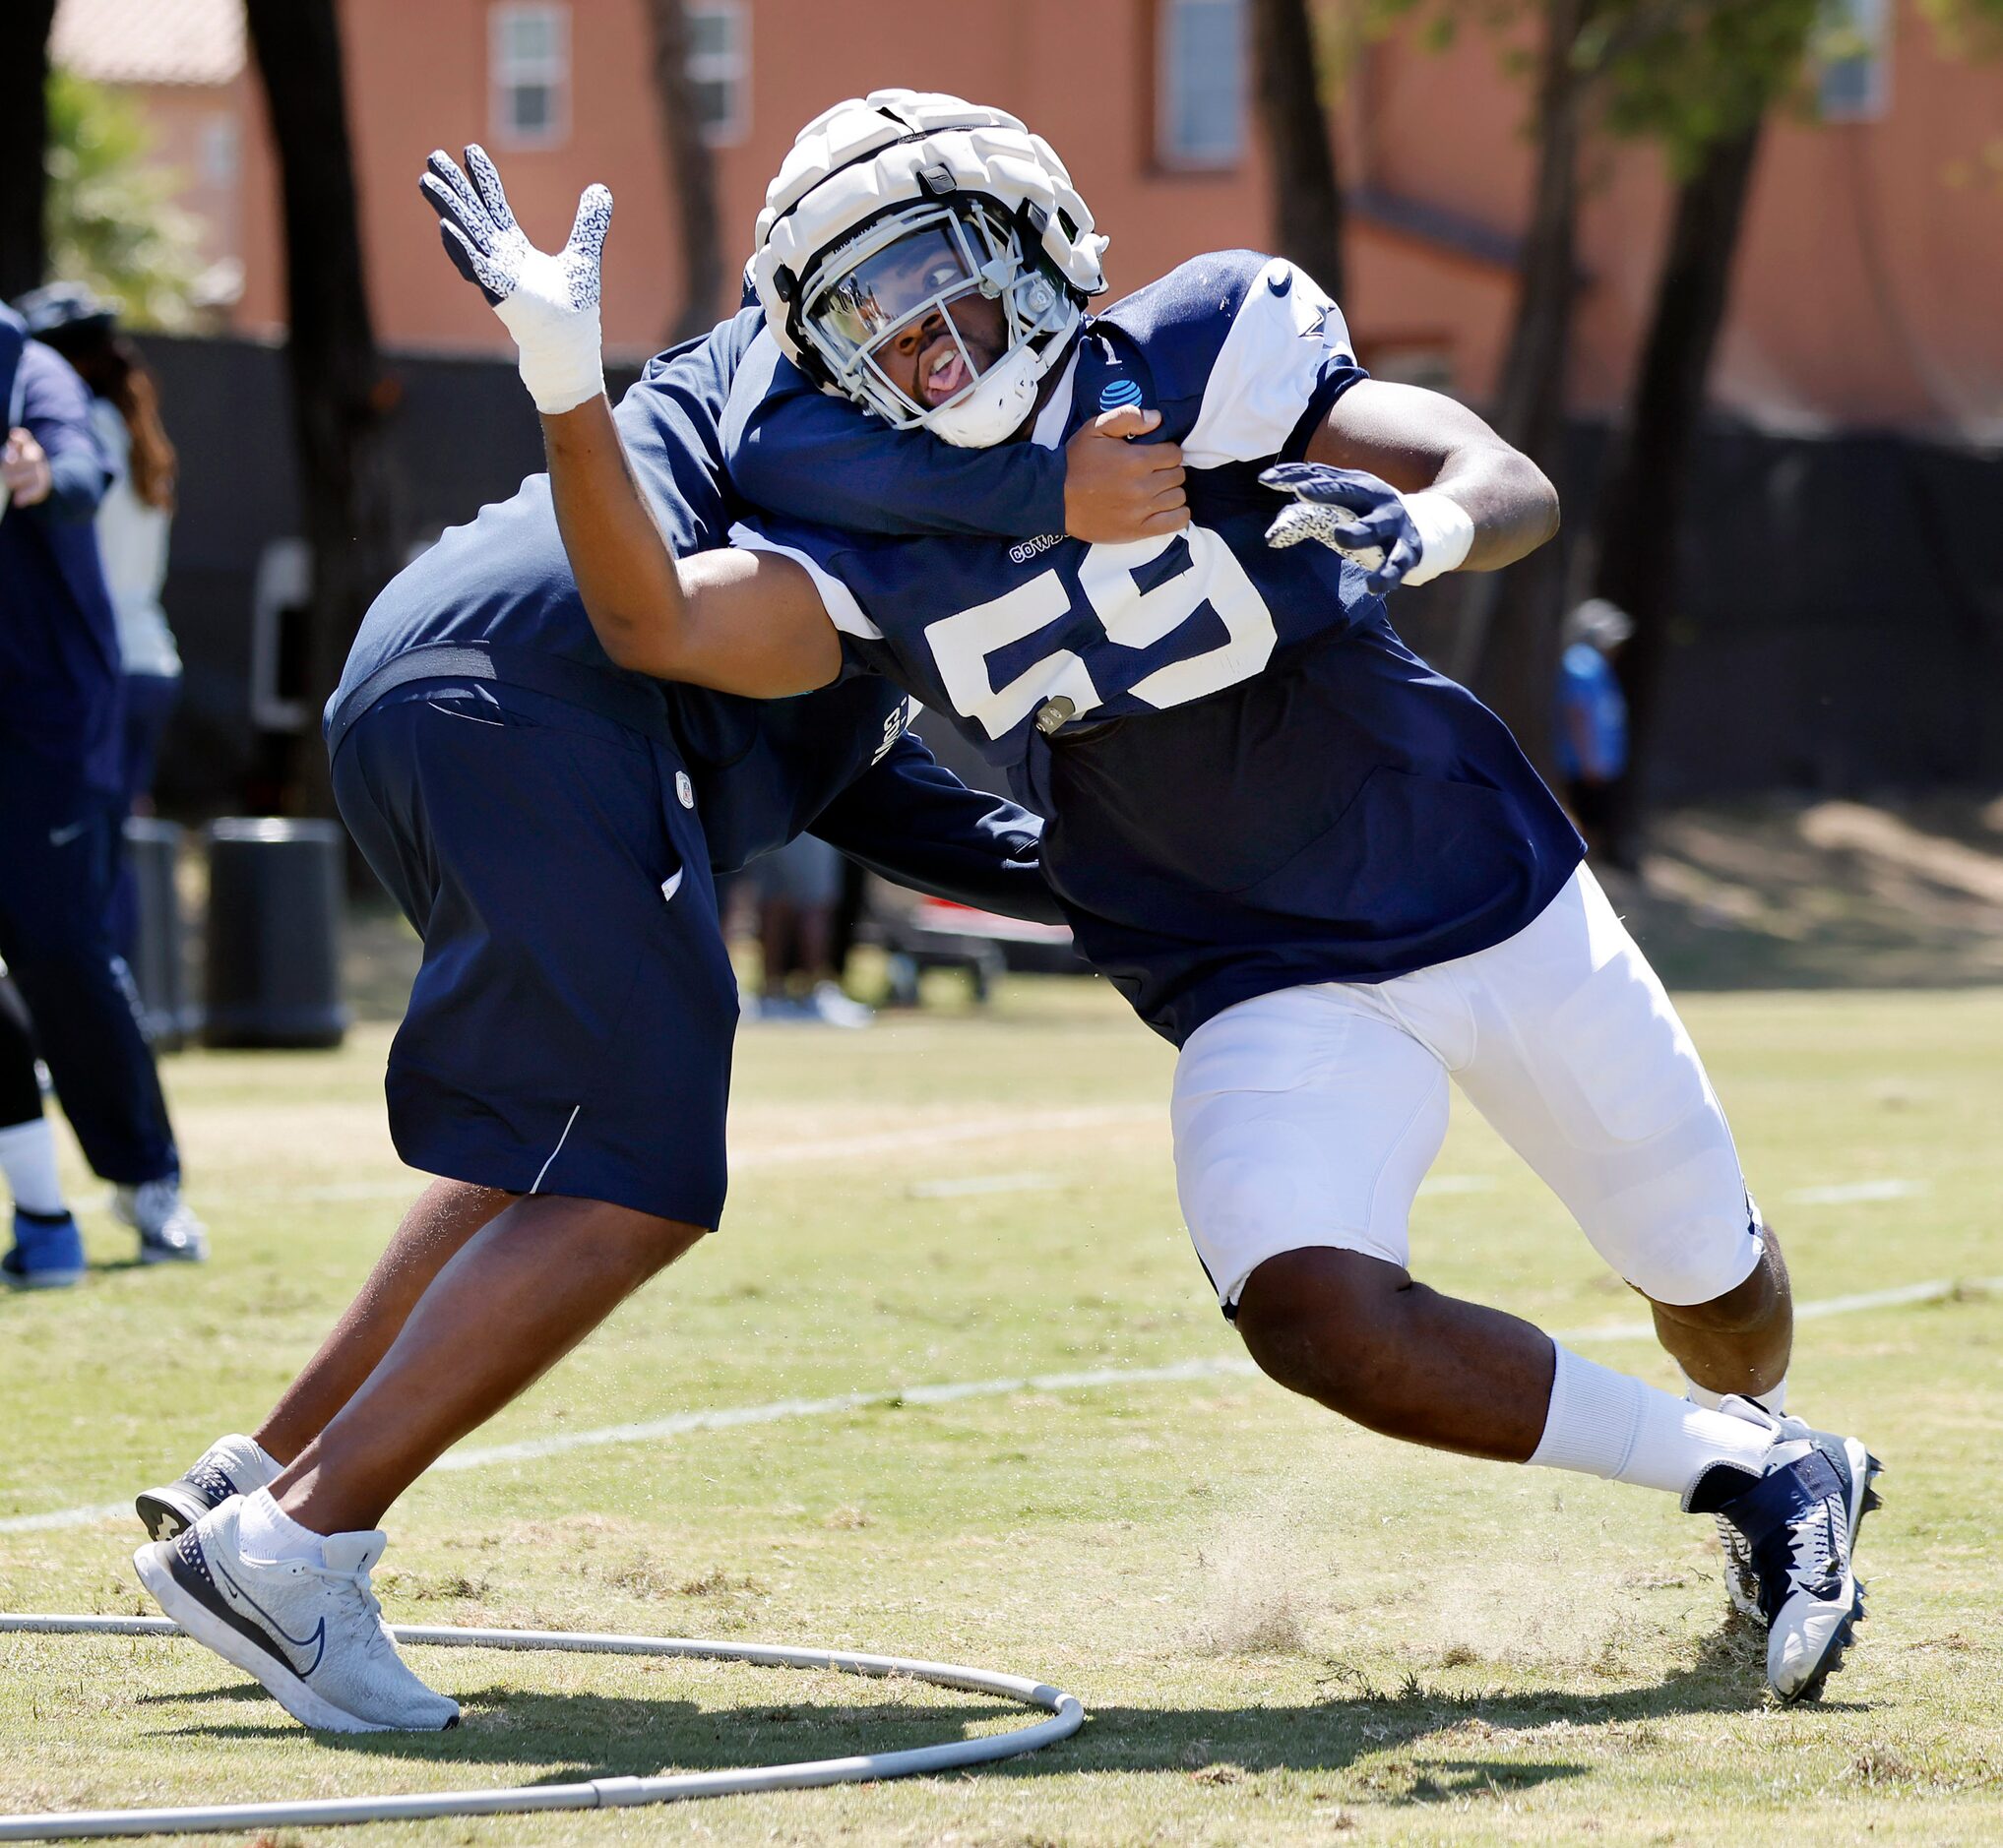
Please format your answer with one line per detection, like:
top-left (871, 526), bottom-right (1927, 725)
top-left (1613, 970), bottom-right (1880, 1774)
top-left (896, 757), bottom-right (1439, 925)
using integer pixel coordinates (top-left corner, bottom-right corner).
top-left (794, 196), bottom-right (1078, 449)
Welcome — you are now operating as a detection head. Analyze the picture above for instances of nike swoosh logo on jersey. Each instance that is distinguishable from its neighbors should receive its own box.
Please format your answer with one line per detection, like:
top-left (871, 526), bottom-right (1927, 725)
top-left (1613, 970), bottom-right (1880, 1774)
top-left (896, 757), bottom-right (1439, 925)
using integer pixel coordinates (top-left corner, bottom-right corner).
top-left (213, 1557), bottom-right (329, 1678)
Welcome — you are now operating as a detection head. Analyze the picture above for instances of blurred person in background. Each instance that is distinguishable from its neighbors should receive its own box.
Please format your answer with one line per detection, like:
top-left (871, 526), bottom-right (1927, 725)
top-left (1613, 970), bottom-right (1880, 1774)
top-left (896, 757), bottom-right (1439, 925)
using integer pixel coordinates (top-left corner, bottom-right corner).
top-left (749, 832), bottom-right (872, 1024)
top-left (0, 305), bottom-right (85, 1286)
top-left (17, 283), bottom-right (182, 958)
top-left (1554, 597), bottom-right (1633, 864)
top-left (0, 963), bottom-right (83, 1288)
top-left (0, 294), bottom-right (205, 1279)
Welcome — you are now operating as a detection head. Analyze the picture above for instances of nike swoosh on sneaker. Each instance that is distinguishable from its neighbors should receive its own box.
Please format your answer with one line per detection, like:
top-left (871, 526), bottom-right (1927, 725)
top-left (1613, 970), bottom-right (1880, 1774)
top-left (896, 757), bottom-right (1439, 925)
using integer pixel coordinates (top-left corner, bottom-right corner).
top-left (168, 1535), bottom-right (328, 1679)
top-left (215, 1558), bottom-right (328, 1678)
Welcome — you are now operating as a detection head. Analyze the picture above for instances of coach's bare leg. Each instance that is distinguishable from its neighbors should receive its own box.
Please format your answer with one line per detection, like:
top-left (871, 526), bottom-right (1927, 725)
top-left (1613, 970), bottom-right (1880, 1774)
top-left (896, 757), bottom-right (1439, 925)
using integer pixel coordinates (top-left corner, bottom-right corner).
top-left (271, 1195), bottom-right (704, 1535)
top-left (1233, 1249), bottom-right (1557, 1461)
top-left (1642, 1222), bottom-right (1792, 1403)
top-left (255, 1179), bottom-right (515, 1464)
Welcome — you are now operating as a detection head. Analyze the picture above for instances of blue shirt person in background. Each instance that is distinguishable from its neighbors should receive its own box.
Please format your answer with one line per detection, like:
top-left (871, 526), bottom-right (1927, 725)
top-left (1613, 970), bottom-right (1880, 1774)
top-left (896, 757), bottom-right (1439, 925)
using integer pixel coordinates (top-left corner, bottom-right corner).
top-left (1553, 596), bottom-right (1634, 860)
top-left (0, 317), bottom-right (204, 1278)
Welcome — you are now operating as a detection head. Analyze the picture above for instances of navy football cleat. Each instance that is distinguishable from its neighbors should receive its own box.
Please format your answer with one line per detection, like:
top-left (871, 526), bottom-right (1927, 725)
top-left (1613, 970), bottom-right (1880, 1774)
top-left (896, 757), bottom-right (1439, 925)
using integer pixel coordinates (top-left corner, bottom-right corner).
top-left (1691, 1425), bottom-right (1882, 1702)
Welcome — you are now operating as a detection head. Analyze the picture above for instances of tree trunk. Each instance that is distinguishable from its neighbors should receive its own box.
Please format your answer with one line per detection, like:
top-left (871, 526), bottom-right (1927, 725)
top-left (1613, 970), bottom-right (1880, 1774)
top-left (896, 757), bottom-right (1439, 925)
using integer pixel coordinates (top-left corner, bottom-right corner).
top-left (0, 0), bottom-right (57, 302)
top-left (1445, 0), bottom-right (1594, 779)
top-left (645, 0), bottom-right (725, 345)
top-left (244, 0), bottom-right (399, 818)
top-left (1251, 0), bottom-right (1345, 301)
top-left (1594, 119), bottom-right (1767, 861)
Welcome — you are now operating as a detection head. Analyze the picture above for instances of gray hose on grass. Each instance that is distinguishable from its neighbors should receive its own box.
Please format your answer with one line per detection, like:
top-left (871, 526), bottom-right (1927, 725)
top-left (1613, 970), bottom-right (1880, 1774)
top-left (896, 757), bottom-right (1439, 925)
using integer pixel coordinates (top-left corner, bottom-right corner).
top-left (0, 1616), bottom-right (1085, 1843)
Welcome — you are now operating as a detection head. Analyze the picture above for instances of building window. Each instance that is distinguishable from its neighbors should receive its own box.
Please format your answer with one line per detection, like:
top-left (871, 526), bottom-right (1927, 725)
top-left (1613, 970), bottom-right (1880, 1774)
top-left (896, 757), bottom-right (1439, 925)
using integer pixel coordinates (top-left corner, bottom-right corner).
top-left (1158, 0), bottom-right (1246, 169)
top-left (687, 2), bottom-right (749, 147)
top-left (490, 3), bottom-right (570, 148)
top-left (199, 114), bottom-right (239, 186)
top-left (1818, 0), bottom-right (1891, 122)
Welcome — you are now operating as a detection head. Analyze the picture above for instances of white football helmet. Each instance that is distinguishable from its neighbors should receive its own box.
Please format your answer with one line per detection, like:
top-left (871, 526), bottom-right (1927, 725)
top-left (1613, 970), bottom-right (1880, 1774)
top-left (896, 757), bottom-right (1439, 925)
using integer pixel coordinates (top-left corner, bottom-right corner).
top-left (751, 89), bottom-right (1107, 449)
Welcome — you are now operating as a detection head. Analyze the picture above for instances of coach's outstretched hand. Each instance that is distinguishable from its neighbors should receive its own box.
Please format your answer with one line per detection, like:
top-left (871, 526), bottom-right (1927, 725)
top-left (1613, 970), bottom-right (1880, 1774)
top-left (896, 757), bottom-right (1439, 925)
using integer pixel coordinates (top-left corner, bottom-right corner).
top-left (422, 145), bottom-right (610, 415)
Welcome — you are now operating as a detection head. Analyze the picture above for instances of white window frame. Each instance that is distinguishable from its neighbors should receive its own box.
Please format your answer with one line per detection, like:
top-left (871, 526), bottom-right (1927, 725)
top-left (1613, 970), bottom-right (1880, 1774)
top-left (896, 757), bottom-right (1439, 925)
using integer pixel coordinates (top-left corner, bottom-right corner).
top-left (489, 3), bottom-right (571, 150)
top-left (687, 1), bottom-right (750, 149)
top-left (1156, 0), bottom-right (1247, 171)
top-left (1818, 0), bottom-right (1892, 123)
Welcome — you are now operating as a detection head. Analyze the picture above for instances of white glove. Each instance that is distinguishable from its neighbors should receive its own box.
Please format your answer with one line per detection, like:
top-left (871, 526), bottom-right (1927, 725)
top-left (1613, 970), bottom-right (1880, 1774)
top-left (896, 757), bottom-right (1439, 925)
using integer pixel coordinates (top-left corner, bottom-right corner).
top-left (421, 144), bottom-right (611, 415)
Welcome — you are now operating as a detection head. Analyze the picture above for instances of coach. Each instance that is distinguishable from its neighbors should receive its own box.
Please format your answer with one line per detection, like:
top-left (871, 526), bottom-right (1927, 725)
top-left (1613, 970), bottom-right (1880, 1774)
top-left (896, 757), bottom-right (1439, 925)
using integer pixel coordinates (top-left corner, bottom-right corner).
top-left (0, 305), bottom-right (203, 1268)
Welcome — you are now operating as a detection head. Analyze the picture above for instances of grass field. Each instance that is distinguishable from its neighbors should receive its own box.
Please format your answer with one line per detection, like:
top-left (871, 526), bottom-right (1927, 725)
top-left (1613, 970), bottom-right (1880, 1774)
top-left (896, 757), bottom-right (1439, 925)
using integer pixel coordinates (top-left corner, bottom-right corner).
top-left (2, 975), bottom-right (2000, 1847)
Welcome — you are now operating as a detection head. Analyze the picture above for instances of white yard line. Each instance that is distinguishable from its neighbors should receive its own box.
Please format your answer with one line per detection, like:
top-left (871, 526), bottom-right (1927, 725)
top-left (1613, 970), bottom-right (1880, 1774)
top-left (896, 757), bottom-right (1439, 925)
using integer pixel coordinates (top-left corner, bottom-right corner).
top-left (240, 1105), bottom-right (1164, 1202)
top-left (1416, 1175), bottom-right (1497, 1197)
top-left (1784, 1178), bottom-right (1927, 1206)
top-left (908, 1173), bottom-right (1063, 1200)
top-left (4, 1272), bottom-right (1994, 1538)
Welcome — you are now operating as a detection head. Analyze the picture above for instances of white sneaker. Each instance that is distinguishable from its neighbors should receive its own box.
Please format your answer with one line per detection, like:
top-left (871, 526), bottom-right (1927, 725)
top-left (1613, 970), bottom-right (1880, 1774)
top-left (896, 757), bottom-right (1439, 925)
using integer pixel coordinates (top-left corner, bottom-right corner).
top-left (134, 1495), bottom-right (460, 1732)
top-left (807, 980), bottom-right (873, 1028)
top-left (113, 1178), bottom-right (209, 1263)
top-left (135, 1433), bottom-right (279, 1541)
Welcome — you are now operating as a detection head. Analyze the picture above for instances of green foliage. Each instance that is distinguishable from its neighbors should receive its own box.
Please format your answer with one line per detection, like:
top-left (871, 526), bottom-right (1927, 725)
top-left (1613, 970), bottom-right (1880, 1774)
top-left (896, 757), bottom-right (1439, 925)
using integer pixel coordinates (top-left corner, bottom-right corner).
top-left (1379, 0), bottom-right (2001, 173)
top-left (43, 70), bottom-right (209, 331)
top-left (1598, 0), bottom-right (1823, 175)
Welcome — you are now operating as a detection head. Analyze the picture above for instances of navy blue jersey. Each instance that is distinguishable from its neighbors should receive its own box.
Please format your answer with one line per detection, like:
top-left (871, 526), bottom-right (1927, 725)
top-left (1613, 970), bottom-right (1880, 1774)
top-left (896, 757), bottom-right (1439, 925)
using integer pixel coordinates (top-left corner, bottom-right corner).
top-left (726, 252), bottom-right (1583, 1043)
top-left (0, 304), bottom-right (24, 426)
top-left (331, 309), bottom-right (1055, 900)
top-left (0, 339), bottom-right (121, 792)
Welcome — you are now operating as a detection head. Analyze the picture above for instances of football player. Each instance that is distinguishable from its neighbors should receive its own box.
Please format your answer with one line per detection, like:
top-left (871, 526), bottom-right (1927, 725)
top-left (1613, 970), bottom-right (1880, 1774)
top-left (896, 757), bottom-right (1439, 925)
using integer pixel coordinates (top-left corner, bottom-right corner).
top-left (445, 97), bottom-right (1879, 1705)
top-left (127, 147), bottom-right (1188, 1733)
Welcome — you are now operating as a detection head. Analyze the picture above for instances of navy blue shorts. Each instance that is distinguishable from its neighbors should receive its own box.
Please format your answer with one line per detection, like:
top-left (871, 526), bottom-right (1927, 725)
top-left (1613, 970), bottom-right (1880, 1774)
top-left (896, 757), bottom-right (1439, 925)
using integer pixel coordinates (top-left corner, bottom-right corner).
top-left (332, 679), bottom-right (738, 1228)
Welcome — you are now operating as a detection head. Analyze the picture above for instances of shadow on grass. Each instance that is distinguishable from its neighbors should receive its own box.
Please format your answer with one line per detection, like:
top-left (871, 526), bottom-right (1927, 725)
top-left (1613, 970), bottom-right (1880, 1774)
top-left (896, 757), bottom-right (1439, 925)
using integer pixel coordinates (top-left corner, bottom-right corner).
top-left (156, 1617), bottom-right (1850, 1808)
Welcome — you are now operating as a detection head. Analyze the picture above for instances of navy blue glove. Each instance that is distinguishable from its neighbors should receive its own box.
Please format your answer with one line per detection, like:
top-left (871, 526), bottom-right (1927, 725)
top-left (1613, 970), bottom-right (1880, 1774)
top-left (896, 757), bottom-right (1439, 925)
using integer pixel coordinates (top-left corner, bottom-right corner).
top-left (1259, 461), bottom-right (1421, 596)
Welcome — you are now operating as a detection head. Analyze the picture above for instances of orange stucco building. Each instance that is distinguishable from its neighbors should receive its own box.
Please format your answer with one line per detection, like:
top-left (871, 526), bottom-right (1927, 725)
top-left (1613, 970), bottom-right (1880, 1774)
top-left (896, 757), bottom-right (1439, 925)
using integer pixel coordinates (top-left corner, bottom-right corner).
top-left (53, 0), bottom-right (2003, 441)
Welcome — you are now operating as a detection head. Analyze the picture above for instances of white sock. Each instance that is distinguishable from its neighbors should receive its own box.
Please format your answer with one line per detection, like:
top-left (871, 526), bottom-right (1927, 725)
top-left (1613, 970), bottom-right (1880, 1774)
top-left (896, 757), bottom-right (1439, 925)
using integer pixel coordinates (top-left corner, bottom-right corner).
top-left (236, 1486), bottom-right (328, 1566)
top-left (0, 1118), bottom-right (67, 1217)
top-left (1528, 1343), bottom-right (1776, 1499)
top-left (1681, 1369), bottom-right (1786, 1416)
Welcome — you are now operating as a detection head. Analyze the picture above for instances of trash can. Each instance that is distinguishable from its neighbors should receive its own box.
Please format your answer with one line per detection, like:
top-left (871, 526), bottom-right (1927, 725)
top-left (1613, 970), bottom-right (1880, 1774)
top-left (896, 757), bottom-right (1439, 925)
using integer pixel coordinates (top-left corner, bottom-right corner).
top-left (202, 818), bottom-right (348, 1049)
top-left (123, 817), bottom-right (197, 1049)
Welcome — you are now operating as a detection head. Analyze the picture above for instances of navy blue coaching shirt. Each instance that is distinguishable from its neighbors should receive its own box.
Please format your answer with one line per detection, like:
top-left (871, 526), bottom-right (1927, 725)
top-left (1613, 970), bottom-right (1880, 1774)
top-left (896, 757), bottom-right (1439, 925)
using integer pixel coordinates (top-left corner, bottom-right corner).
top-left (0, 337), bottom-right (121, 794)
top-left (723, 252), bottom-right (1584, 1043)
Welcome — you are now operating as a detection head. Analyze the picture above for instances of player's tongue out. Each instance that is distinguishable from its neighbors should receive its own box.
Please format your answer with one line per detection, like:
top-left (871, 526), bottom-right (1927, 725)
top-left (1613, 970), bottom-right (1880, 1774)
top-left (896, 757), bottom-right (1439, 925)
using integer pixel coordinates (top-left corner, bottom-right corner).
top-left (921, 339), bottom-right (971, 405)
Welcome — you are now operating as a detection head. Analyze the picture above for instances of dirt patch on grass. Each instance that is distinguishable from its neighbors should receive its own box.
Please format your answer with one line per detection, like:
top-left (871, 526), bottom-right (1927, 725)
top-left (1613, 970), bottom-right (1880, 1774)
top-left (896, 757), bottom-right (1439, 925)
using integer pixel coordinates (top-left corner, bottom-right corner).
top-left (1607, 789), bottom-right (2003, 989)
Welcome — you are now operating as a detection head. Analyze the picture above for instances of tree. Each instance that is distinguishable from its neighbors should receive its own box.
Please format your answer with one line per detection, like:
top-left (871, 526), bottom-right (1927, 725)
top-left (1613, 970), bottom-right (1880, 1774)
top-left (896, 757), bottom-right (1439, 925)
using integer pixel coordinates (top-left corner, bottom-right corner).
top-left (1442, 0), bottom-right (1602, 765)
top-left (1591, 0), bottom-right (2003, 852)
top-left (644, 0), bottom-right (725, 345)
top-left (0, 0), bottom-right (58, 301)
top-left (1252, 0), bottom-right (1346, 301)
top-left (44, 72), bottom-right (209, 330)
top-left (243, 0), bottom-right (400, 816)
top-left (1585, 0), bottom-right (1819, 856)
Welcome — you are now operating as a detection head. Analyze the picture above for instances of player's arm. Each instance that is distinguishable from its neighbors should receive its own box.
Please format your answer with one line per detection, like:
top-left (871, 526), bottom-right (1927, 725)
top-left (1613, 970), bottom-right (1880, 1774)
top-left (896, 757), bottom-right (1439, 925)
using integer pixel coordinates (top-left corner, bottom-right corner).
top-left (539, 393), bottom-right (841, 695)
top-left (1262, 381), bottom-right (1558, 596)
top-left (808, 726), bottom-right (1065, 926)
top-left (6, 348), bottom-right (112, 522)
top-left (419, 145), bottom-right (840, 698)
top-left (727, 346), bottom-right (1186, 546)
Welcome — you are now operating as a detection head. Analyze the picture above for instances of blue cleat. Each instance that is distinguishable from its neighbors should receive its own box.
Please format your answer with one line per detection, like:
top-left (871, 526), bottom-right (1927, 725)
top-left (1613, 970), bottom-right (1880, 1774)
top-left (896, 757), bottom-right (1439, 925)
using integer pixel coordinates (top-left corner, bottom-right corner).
top-left (2, 1206), bottom-right (87, 1289)
top-left (1691, 1416), bottom-right (1882, 1702)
